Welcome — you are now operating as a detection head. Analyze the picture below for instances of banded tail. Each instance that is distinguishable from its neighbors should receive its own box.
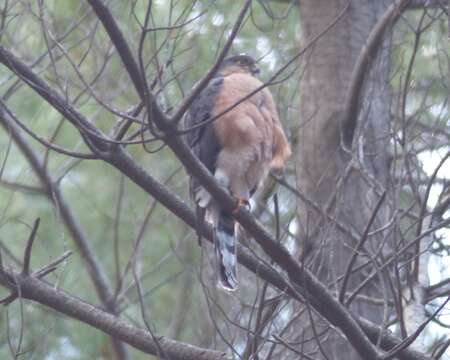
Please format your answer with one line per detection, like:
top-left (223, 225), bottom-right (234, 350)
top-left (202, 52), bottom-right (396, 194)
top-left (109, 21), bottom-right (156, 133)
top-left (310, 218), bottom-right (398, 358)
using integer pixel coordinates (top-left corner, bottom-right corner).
top-left (215, 209), bottom-right (238, 291)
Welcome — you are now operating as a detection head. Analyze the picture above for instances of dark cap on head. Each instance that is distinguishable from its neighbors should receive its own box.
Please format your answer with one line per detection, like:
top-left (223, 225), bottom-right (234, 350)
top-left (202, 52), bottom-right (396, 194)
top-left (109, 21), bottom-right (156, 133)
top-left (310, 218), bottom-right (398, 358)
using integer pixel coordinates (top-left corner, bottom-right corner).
top-left (220, 54), bottom-right (260, 76)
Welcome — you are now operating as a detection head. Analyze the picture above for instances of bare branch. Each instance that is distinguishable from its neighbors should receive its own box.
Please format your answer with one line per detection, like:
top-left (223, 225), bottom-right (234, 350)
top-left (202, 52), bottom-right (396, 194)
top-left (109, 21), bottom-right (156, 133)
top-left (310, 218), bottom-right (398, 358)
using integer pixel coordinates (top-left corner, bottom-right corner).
top-left (22, 218), bottom-right (40, 275)
top-left (0, 90), bottom-right (128, 358)
top-left (338, 191), bottom-right (387, 303)
top-left (342, 0), bottom-right (411, 146)
top-left (0, 3), bottom-right (444, 359)
top-left (0, 268), bottom-right (227, 360)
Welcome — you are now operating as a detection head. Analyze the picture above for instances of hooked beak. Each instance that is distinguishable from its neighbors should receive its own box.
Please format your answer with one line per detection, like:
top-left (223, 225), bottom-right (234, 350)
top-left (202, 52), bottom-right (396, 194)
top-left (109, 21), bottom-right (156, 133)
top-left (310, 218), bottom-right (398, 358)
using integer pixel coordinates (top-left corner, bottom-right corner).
top-left (251, 66), bottom-right (260, 76)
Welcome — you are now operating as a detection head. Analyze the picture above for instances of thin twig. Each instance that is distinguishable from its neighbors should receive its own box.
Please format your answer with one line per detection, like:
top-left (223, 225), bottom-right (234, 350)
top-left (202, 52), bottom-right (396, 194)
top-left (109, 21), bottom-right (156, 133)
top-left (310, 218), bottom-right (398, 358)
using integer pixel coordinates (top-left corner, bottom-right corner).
top-left (22, 218), bottom-right (40, 276)
top-left (338, 191), bottom-right (387, 303)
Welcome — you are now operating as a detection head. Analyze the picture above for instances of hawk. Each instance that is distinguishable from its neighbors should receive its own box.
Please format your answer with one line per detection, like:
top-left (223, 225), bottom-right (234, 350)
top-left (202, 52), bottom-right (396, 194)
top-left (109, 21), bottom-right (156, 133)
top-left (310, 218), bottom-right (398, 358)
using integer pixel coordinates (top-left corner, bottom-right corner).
top-left (184, 55), bottom-right (291, 291)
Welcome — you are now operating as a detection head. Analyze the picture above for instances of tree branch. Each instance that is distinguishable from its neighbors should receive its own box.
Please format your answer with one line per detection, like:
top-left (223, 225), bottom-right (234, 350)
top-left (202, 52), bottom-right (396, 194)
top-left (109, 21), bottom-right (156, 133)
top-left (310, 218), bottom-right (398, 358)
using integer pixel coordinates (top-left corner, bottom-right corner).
top-left (408, 0), bottom-right (449, 8)
top-left (22, 218), bottom-right (40, 275)
top-left (0, 10), bottom-right (433, 360)
top-left (342, 0), bottom-right (410, 146)
top-left (0, 268), bottom-right (227, 360)
top-left (271, 0), bottom-right (449, 8)
top-left (0, 97), bottom-right (129, 359)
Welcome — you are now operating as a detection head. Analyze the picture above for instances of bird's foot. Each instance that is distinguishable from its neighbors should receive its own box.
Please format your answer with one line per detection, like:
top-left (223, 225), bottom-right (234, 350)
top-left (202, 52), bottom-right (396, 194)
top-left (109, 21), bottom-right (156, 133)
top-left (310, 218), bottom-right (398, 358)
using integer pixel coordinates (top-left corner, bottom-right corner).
top-left (232, 197), bottom-right (250, 214)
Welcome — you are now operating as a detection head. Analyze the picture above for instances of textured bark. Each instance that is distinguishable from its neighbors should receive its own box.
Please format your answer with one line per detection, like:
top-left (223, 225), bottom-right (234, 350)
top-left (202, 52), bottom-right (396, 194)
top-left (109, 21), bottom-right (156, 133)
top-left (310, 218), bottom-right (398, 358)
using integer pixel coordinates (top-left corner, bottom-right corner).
top-left (296, 1), bottom-right (393, 359)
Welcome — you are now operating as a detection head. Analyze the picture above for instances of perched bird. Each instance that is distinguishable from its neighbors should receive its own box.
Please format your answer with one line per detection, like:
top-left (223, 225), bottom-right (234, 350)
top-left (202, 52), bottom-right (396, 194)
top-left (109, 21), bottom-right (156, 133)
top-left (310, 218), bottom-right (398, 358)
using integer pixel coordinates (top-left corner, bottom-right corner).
top-left (184, 54), bottom-right (291, 291)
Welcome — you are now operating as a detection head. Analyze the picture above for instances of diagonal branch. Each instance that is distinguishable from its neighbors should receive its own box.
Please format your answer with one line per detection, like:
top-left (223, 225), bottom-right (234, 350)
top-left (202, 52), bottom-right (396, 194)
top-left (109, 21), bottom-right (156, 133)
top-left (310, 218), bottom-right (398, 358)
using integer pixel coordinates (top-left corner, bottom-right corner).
top-left (0, 46), bottom-right (109, 155)
top-left (0, 99), bottom-right (129, 359)
top-left (338, 192), bottom-right (387, 303)
top-left (170, 0), bottom-right (252, 123)
top-left (0, 11), bottom-right (433, 360)
top-left (0, 102), bottom-right (430, 360)
top-left (0, 268), bottom-right (227, 360)
top-left (342, 0), bottom-right (411, 146)
top-left (22, 218), bottom-right (40, 275)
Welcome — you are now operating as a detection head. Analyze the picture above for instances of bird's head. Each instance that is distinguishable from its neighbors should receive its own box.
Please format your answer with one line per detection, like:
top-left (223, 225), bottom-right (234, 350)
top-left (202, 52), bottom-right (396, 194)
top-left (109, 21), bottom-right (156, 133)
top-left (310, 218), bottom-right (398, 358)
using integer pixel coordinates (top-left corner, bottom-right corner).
top-left (219, 54), bottom-right (260, 77)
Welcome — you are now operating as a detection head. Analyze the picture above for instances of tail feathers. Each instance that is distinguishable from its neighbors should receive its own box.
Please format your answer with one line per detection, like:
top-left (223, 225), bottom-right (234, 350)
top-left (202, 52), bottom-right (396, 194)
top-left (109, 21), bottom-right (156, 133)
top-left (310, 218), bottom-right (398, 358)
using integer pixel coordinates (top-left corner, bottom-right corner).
top-left (215, 210), bottom-right (238, 291)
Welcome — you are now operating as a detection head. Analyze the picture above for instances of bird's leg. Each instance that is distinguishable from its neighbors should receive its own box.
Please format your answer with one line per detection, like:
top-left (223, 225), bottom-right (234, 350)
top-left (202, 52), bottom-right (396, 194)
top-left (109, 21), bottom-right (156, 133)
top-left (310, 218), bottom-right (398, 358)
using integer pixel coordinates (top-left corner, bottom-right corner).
top-left (232, 197), bottom-right (250, 214)
top-left (231, 177), bottom-right (251, 214)
top-left (195, 206), bottom-right (205, 246)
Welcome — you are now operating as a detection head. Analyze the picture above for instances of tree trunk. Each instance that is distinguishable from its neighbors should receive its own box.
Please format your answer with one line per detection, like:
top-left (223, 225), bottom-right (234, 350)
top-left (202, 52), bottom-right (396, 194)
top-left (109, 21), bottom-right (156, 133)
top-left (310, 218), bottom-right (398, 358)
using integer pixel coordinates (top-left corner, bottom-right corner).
top-left (296, 1), bottom-right (393, 358)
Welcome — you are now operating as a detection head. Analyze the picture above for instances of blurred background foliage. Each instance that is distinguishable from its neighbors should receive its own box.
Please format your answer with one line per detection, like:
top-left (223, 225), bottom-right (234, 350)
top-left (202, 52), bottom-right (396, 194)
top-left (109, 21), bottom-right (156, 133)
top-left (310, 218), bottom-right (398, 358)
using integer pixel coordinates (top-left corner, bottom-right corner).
top-left (0, 0), bottom-right (448, 359)
top-left (0, 1), bottom-right (300, 358)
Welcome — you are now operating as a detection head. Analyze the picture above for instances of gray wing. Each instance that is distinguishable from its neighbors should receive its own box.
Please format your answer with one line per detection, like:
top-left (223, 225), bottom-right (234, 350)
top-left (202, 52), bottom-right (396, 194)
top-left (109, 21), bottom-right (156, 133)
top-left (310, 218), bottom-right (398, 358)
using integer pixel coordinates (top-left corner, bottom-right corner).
top-left (183, 77), bottom-right (224, 202)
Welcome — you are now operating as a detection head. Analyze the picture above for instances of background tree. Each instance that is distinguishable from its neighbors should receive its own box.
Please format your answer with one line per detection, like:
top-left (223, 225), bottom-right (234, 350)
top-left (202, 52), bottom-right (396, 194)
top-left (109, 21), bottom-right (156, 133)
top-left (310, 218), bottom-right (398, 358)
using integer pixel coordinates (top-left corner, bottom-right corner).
top-left (296, 1), bottom-right (400, 358)
top-left (0, 0), bottom-right (448, 359)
